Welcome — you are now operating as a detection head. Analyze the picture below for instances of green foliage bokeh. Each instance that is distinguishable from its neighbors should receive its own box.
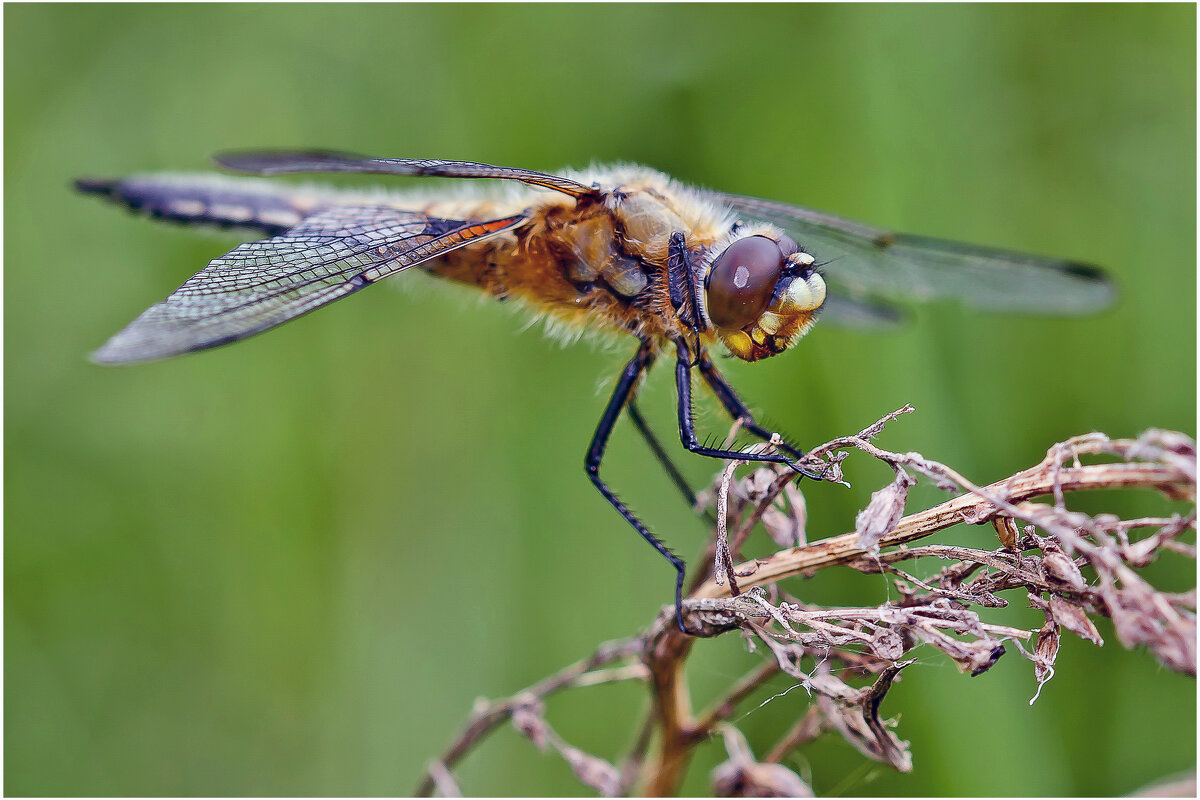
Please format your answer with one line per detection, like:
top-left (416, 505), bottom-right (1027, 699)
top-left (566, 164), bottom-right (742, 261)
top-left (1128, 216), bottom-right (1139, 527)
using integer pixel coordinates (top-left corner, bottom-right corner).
top-left (5, 4), bottom-right (1195, 796)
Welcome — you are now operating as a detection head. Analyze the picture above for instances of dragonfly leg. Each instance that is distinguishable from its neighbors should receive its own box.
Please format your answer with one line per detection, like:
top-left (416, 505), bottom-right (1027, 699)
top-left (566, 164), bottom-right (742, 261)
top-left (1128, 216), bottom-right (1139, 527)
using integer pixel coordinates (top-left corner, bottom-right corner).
top-left (676, 341), bottom-right (821, 479)
top-left (628, 398), bottom-right (699, 511)
top-left (696, 352), bottom-right (805, 461)
top-left (666, 231), bottom-right (704, 363)
top-left (586, 341), bottom-right (698, 635)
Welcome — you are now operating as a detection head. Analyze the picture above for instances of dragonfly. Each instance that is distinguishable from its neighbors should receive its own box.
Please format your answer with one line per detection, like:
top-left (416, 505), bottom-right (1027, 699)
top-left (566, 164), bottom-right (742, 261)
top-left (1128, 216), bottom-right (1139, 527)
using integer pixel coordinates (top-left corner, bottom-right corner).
top-left (77, 151), bottom-right (1113, 633)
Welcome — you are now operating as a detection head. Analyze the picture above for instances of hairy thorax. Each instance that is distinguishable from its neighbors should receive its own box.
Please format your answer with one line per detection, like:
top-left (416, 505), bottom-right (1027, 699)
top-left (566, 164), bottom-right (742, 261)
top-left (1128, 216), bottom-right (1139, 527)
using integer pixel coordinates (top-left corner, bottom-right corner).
top-left (420, 169), bottom-right (733, 348)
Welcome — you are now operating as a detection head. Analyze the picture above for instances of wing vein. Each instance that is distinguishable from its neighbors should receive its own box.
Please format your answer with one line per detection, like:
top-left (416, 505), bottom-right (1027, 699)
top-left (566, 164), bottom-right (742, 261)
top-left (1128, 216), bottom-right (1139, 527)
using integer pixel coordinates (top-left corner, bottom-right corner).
top-left (93, 207), bottom-right (525, 363)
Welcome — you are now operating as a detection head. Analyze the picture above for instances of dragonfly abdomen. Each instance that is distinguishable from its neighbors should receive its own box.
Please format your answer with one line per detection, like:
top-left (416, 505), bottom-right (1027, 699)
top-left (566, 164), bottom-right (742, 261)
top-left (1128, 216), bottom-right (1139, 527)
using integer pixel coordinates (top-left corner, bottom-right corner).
top-left (425, 209), bottom-right (664, 342)
top-left (75, 173), bottom-right (324, 235)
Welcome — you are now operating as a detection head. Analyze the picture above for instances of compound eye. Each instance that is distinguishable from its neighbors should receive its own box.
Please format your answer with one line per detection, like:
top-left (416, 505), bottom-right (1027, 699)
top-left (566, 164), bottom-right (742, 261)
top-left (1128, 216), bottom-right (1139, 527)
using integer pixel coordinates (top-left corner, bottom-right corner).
top-left (705, 236), bottom-right (785, 330)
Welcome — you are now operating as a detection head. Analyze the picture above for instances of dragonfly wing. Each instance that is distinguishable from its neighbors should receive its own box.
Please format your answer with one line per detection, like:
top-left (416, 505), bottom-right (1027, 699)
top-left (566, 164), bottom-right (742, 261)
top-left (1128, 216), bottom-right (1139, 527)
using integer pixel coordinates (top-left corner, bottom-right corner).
top-left (215, 150), bottom-right (595, 198)
top-left (718, 193), bottom-right (1114, 315)
top-left (819, 293), bottom-right (904, 330)
top-left (94, 206), bottom-right (525, 364)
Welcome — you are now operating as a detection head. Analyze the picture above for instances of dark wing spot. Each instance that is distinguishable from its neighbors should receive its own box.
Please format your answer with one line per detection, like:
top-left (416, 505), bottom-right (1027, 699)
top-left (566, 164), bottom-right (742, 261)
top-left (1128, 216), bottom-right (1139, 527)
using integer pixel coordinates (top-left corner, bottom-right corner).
top-left (422, 218), bottom-right (465, 237)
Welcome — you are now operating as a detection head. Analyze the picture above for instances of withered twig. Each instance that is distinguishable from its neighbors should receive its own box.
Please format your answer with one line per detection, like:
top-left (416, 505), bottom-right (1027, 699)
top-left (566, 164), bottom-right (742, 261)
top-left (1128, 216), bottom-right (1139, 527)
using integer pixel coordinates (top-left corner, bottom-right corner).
top-left (692, 659), bottom-right (780, 737)
top-left (413, 637), bottom-right (643, 796)
top-left (764, 705), bottom-right (825, 763)
top-left (617, 706), bottom-right (657, 795)
top-left (416, 411), bottom-right (1195, 796)
top-left (692, 460), bottom-right (1188, 600)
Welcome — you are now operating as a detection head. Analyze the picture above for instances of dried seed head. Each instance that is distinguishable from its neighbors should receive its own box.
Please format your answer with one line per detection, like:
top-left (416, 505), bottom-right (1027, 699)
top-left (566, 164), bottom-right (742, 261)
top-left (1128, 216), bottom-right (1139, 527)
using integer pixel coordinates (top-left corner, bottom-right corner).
top-left (711, 759), bottom-right (814, 797)
top-left (856, 469), bottom-right (916, 550)
top-left (870, 629), bottom-right (907, 661)
top-left (1049, 595), bottom-right (1104, 646)
top-left (558, 745), bottom-right (621, 797)
top-left (510, 699), bottom-right (549, 751)
top-left (1043, 550), bottom-right (1087, 591)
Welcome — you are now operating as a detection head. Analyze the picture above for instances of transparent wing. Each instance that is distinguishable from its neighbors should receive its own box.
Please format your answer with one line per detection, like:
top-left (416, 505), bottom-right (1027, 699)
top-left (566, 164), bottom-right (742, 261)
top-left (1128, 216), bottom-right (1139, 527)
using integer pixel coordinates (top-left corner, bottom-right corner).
top-left (216, 150), bottom-right (595, 198)
top-left (719, 193), bottom-right (1114, 315)
top-left (819, 294), bottom-right (903, 330)
top-left (94, 206), bottom-right (525, 364)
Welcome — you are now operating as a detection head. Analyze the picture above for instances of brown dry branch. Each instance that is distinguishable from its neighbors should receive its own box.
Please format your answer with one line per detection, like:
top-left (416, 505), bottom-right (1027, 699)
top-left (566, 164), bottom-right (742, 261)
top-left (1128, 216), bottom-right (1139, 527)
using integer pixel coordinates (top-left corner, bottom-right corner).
top-left (416, 409), bottom-right (1195, 797)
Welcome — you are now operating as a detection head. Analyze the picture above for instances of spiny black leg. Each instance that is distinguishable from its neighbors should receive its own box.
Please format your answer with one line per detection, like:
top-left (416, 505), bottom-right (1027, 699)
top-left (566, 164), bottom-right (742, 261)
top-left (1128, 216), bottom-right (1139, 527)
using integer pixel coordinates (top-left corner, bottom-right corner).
top-left (665, 230), bottom-right (805, 463)
top-left (666, 232), bottom-right (703, 361)
top-left (697, 352), bottom-right (805, 461)
top-left (586, 341), bottom-right (697, 634)
top-left (675, 341), bottom-right (821, 479)
top-left (628, 399), bottom-right (699, 511)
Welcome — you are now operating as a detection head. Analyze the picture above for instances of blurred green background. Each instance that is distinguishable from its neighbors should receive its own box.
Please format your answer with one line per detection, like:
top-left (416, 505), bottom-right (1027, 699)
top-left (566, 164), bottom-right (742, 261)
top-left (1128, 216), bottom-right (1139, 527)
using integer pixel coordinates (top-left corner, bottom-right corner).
top-left (5, 4), bottom-right (1195, 796)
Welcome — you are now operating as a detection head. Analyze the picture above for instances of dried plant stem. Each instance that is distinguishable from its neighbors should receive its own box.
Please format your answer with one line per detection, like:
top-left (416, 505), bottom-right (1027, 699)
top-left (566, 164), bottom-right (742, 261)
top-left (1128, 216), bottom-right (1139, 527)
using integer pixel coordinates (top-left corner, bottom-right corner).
top-left (693, 659), bottom-right (780, 736)
top-left (642, 626), bottom-right (696, 796)
top-left (416, 414), bottom-right (1195, 797)
top-left (764, 705), bottom-right (824, 763)
top-left (413, 637), bottom-right (642, 797)
top-left (693, 460), bottom-right (1182, 600)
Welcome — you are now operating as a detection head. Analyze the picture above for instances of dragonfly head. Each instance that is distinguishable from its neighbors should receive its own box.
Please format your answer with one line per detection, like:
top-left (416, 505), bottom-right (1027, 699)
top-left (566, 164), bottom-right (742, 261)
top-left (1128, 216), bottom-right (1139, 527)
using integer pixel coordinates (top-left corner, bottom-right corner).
top-left (702, 228), bottom-right (826, 362)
